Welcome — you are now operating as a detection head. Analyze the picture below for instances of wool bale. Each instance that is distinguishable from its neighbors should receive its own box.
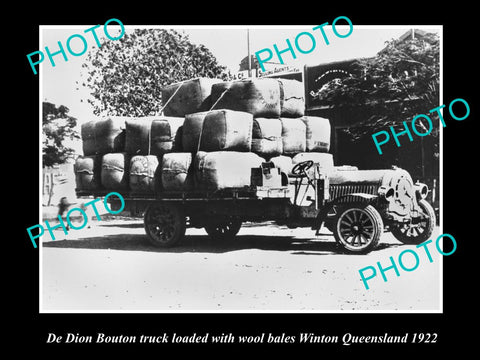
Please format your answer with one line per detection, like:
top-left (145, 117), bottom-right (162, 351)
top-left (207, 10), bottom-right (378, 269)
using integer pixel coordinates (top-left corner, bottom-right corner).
top-left (161, 153), bottom-right (194, 191)
top-left (211, 78), bottom-right (281, 117)
top-left (301, 116), bottom-right (331, 152)
top-left (125, 116), bottom-right (183, 156)
top-left (151, 118), bottom-right (183, 155)
top-left (182, 112), bottom-right (208, 152)
top-left (74, 155), bottom-right (102, 191)
top-left (101, 153), bottom-right (130, 191)
top-left (210, 81), bottom-right (230, 102)
top-left (161, 77), bottom-right (222, 117)
top-left (81, 117), bottom-right (127, 156)
top-left (278, 79), bottom-right (305, 117)
top-left (269, 155), bottom-right (293, 175)
top-left (251, 118), bottom-right (283, 159)
top-left (292, 152), bottom-right (334, 175)
top-left (194, 151), bottom-right (264, 190)
top-left (81, 121), bottom-right (96, 156)
top-left (125, 118), bottom-right (152, 155)
top-left (129, 155), bottom-right (159, 194)
top-left (280, 118), bottom-right (307, 155)
top-left (200, 110), bottom-right (253, 152)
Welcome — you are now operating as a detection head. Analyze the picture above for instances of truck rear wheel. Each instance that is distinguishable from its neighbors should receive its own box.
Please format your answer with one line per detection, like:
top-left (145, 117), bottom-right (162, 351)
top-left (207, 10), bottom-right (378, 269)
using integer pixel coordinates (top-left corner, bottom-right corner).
top-left (391, 199), bottom-right (436, 245)
top-left (205, 217), bottom-right (242, 241)
top-left (334, 205), bottom-right (383, 254)
top-left (144, 203), bottom-right (186, 247)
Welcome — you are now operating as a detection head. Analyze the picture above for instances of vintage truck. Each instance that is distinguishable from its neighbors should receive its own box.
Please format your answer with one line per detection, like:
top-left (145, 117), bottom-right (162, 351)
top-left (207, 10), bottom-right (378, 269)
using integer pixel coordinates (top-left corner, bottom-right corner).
top-left (79, 158), bottom-right (436, 254)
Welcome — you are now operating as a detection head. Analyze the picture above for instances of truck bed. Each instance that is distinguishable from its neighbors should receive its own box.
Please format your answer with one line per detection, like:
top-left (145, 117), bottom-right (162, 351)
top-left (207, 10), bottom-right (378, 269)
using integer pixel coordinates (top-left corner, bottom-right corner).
top-left (75, 185), bottom-right (290, 202)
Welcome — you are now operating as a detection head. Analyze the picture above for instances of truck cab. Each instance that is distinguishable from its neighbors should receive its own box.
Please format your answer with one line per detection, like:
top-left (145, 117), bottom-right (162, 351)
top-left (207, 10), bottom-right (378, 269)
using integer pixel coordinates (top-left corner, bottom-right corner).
top-left (269, 160), bottom-right (435, 253)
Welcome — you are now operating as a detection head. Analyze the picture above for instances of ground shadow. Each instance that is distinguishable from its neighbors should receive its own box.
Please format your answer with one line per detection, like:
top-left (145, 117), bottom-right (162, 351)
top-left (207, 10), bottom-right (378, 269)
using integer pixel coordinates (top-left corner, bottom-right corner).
top-left (97, 222), bottom-right (145, 229)
top-left (42, 232), bottom-right (401, 255)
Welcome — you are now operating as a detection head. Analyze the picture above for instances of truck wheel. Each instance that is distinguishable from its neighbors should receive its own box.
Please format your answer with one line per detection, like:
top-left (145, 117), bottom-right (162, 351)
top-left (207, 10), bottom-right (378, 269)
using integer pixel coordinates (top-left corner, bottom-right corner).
top-left (334, 205), bottom-right (383, 254)
top-left (144, 203), bottom-right (186, 247)
top-left (391, 199), bottom-right (436, 245)
top-left (205, 218), bottom-right (242, 241)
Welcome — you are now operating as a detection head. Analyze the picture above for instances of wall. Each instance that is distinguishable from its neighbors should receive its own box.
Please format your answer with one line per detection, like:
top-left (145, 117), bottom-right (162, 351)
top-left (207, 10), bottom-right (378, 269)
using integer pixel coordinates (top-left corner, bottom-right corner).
top-left (42, 161), bottom-right (77, 206)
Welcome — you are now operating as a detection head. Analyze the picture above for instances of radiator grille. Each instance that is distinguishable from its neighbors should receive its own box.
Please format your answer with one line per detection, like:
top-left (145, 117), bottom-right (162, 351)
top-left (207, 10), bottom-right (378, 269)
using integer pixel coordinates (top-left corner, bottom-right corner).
top-left (329, 184), bottom-right (378, 202)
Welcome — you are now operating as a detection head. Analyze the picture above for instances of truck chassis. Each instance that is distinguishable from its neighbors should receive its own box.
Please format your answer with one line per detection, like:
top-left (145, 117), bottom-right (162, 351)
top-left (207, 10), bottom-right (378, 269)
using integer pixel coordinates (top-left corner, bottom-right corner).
top-left (77, 161), bottom-right (436, 254)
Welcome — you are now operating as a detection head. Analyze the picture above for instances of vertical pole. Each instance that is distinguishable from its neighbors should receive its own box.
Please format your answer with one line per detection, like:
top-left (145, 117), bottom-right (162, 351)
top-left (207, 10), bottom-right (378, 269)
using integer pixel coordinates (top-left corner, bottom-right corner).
top-left (43, 171), bottom-right (47, 205)
top-left (304, 65), bottom-right (312, 111)
top-left (48, 173), bottom-right (54, 206)
top-left (247, 29), bottom-right (252, 78)
top-left (420, 136), bottom-right (425, 179)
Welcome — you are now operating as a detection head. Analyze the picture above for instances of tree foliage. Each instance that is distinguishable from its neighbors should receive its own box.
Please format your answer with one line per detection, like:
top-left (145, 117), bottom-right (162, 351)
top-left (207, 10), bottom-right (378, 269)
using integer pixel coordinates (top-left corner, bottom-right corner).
top-left (315, 32), bottom-right (440, 139)
top-left (81, 29), bottom-right (230, 117)
top-left (43, 102), bottom-right (80, 167)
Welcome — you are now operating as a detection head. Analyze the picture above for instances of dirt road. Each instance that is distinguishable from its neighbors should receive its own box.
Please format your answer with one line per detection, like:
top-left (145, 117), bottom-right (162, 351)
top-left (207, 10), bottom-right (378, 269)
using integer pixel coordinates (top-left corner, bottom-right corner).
top-left (41, 218), bottom-right (442, 312)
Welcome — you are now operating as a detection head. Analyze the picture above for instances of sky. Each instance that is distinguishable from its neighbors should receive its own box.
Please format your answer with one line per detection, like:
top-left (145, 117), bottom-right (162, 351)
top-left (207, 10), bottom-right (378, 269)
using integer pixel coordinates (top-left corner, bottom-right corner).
top-left (39, 24), bottom-right (441, 133)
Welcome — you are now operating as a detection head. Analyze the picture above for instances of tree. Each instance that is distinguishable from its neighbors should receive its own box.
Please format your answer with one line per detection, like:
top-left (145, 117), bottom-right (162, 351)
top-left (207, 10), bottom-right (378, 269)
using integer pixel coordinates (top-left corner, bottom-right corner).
top-left (315, 32), bottom-right (440, 140)
top-left (81, 29), bottom-right (231, 117)
top-left (43, 102), bottom-right (80, 167)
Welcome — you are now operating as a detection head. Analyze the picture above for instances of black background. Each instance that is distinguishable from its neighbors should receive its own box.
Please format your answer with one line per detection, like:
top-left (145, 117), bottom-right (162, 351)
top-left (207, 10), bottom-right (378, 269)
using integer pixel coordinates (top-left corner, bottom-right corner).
top-left (13, 3), bottom-right (475, 355)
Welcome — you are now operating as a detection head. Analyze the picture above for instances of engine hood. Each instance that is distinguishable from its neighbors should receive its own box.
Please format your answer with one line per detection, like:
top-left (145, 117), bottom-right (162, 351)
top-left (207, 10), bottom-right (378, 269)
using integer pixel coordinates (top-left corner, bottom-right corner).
top-left (329, 169), bottom-right (398, 185)
top-left (328, 167), bottom-right (421, 221)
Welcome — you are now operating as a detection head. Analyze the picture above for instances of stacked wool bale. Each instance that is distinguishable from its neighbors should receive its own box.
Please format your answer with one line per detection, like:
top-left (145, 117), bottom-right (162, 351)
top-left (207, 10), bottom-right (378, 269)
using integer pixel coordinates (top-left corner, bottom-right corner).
top-left (161, 77), bottom-right (223, 117)
top-left (127, 77), bottom-right (223, 193)
top-left (184, 109), bottom-right (264, 190)
top-left (158, 78), bottom-right (275, 191)
top-left (210, 77), bottom-right (334, 176)
top-left (175, 78), bottom-right (287, 191)
top-left (125, 116), bottom-right (184, 194)
top-left (75, 78), bottom-right (221, 195)
top-left (158, 78), bottom-right (244, 192)
top-left (75, 76), bottom-right (334, 195)
top-left (170, 77), bottom-right (334, 191)
top-left (75, 116), bottom-right (128, 193)
top-left (172, 108), bottom-right (262, 191)
top-left (75, 114), bottom-right (185, 195)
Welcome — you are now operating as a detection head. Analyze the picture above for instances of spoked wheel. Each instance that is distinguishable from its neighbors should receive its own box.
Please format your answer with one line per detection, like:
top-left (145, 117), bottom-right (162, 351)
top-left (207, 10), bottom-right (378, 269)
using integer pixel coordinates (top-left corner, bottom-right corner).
top-left (334, 205), bottom-right (383, 254)
top-left (204, 217), bottom-right (242, 241)
top-left (391, 199), bottom-right (436, 245)
top-left (144, 203), bottom-right (186, 247)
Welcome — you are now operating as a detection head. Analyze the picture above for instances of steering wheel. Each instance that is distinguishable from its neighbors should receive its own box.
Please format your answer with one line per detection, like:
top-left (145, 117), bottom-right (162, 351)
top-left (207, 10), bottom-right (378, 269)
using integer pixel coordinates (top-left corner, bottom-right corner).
top-left (291, 160), bottom-right (314, 177)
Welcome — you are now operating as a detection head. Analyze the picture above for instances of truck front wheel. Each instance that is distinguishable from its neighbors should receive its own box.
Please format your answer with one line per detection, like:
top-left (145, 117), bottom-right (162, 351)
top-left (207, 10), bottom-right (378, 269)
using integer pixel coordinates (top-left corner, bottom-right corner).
top-left (144, 203), bottom-right (186, 247)
top-left (391, 199), bottom-right (436, 245)
top-left (333, 205), bottom-right (384, 254)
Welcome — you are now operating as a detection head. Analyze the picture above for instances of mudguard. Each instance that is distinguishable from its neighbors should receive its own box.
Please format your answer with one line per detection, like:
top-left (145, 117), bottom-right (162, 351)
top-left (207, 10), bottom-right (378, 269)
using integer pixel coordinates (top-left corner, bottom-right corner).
top-left (311, 192), bottom-right (378, 231)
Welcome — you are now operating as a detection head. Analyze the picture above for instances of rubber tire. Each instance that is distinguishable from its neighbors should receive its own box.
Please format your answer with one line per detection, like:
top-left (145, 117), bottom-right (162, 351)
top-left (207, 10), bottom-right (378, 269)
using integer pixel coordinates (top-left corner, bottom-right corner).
top-left (333, 204), bottom-right (383, 254)
top-left (144, 203), bottom-right (186, 247)
top-left (391, 199), bottom-right (436, 245)
top-left (205, 218), bottom-right (242, 241)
